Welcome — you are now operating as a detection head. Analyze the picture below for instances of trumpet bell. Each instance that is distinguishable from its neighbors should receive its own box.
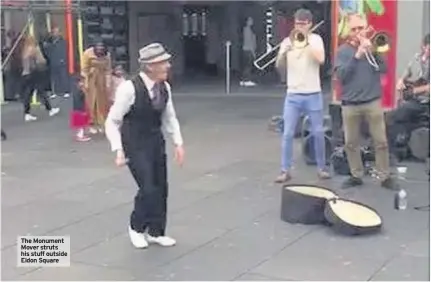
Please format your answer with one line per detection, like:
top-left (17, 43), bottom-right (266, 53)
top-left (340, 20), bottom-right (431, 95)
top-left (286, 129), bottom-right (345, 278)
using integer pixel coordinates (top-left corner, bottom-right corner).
top-left (373, 32), bottom-right (390, 53)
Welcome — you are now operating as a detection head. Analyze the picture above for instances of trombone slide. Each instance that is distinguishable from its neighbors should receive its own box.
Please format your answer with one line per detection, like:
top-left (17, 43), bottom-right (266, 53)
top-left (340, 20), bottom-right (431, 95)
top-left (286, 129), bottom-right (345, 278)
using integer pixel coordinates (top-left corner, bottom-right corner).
top-left (253, 43), bottom-right (281, 71)
top-left (253, 20), bottom-right (324, 71)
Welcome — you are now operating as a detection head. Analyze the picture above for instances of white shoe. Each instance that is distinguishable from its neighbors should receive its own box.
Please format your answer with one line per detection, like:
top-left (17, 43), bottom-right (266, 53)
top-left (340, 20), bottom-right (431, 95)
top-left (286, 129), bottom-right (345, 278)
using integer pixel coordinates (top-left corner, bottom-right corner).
top-left (239, 81), bottom-right (245, 86)
top-left (50, 94), bottom-right (57, 99)
top-left (89, 127), bottom-right (98, 134)
top-left (128, 226), bottom-right (148, 249)
top-left (49, 108), bottom-right (60, 117)
top-left (146, 235), bottom-right (176, 247)
top-left (24, 114), bottom-right (37, 122)
top-left (244, 81), bottom-right (256, 87)
top-left (63, 93), bottom-right (70, 98)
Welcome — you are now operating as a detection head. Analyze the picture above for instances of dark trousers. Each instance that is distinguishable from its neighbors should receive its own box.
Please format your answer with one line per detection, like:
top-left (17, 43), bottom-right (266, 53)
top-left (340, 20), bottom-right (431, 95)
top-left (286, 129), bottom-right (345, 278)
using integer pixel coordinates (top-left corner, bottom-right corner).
top-left (51, 64), bottom-right (69, 94)
top-left (21, 72), bottom-right (52, 114)
top-left (241, 50), bottom-right (254, 81)
top-left (4, 71), bottom-right (21, 100)
top-left (126, 134), bottom-right (168, 237)
top-left (386, 100), bottom-right (429, 152)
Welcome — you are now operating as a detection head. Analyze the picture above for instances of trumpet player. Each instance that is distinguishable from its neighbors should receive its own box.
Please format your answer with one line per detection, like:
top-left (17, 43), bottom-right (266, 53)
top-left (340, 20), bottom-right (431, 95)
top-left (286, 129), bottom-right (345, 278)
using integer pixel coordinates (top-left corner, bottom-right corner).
top-left (274, 9), bottom-right (330, 183)
top-left (334, 13), bottom-right (398, 190)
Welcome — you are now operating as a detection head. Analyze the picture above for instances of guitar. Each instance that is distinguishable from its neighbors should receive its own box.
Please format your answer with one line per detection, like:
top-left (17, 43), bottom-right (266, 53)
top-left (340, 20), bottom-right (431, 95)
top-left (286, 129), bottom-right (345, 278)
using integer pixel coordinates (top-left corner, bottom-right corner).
top-left (401, 78), bottom-right (429, 103)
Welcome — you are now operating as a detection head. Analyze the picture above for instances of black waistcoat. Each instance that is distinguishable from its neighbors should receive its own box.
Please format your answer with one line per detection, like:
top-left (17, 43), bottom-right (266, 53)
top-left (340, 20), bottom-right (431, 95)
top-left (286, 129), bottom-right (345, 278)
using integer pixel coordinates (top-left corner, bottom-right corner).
top-left (121, 75), bottom-right (169, 152)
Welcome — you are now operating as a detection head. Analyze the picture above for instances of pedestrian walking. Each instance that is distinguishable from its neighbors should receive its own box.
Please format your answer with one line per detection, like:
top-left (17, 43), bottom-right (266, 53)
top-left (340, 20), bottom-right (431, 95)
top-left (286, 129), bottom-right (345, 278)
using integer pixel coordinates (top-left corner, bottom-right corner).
top-left (47, 27), bottom-right (70, 98)
top-left (20, 35), bottom-right (60, 122)
top-left (105, 43), bottom-right (185, 248)
top-left (3, 30), bottom-right (22, 101)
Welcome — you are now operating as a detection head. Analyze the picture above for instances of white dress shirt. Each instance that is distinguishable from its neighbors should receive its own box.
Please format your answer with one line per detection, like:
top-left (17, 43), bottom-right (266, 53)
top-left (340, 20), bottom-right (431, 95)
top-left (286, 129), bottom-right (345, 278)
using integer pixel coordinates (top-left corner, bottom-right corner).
top-left (105, 72), bottom-right (183, 152)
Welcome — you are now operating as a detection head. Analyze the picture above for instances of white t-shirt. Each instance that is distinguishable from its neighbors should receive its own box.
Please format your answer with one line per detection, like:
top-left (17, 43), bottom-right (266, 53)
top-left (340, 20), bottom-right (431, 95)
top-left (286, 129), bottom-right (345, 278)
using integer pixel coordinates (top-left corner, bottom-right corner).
top-left (279, 33), bottom-right (325, 94)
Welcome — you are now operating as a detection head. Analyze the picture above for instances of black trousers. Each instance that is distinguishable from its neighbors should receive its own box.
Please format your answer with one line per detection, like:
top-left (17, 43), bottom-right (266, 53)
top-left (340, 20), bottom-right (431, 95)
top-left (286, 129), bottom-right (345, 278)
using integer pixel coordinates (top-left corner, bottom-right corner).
top-left (386, 100), bottom-right (429, 151)
top-left (126, 134), bottom-right (168, 237)
top-left (51, 64), bottom-right (70, 94)
top-left (21, 72), bottom-right (52, 114)
top-left (4, 70), bottom-right (21, 101)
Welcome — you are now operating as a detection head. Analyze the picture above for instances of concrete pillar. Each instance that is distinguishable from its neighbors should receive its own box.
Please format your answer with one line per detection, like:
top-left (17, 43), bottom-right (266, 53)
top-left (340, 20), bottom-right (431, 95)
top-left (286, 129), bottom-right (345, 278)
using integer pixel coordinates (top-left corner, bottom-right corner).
top-left (423, 0), bottom-right (430, 35)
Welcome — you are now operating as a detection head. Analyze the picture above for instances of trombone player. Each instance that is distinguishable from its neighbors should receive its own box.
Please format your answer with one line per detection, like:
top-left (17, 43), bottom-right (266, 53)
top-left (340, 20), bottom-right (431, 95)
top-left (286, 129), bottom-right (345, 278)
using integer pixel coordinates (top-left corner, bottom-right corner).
top-left (334, 13), bottom-right (398, 190)
top-left (274, 9), bottom-right (330, 183)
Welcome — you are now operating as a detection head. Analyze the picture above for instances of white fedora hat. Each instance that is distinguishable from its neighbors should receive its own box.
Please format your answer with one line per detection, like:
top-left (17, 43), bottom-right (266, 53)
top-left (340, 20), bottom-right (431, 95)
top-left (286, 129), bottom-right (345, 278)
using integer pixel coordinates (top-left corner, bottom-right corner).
top-left (138, 43), bottom-right (172, 64)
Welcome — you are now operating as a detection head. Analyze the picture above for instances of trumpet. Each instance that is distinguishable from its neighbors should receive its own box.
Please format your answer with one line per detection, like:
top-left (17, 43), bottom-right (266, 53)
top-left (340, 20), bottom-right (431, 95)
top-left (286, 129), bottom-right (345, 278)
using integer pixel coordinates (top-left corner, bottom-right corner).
top-left (253, 20), bottom-right (324, 71)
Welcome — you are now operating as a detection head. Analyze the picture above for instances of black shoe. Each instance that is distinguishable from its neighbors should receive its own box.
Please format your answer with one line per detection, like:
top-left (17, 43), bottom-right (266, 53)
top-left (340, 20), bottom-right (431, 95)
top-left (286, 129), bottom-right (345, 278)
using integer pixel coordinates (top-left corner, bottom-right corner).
top-left (381, 177), bottom-right (399, 190)
top-left (342, 176), bottom-right (363, 189)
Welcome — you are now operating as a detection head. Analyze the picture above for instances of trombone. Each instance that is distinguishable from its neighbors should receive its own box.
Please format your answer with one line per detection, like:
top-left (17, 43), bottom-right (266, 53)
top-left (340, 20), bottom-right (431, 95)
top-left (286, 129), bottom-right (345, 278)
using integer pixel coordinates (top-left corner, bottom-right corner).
top-left (355, 26), bottom-right (390, 70)
top-left (253, 20), bottom-right (324, 71)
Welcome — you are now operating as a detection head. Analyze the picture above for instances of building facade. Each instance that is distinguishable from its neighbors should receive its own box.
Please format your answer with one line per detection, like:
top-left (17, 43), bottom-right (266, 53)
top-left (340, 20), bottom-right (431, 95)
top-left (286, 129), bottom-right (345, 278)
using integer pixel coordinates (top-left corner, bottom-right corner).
top-left (2, 0), bottom-right (430, 85)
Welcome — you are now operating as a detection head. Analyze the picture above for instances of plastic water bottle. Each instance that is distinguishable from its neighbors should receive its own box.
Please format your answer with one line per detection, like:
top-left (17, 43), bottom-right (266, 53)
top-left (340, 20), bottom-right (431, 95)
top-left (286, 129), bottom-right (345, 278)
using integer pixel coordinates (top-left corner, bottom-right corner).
top-left (395, 189), bottom-right (408, 210)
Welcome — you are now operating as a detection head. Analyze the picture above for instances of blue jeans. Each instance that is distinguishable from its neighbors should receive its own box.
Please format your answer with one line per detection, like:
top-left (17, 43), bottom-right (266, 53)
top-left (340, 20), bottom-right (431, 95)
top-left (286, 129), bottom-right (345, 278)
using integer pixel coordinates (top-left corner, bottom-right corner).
top-left (281, 92), bottom-right (326, 171)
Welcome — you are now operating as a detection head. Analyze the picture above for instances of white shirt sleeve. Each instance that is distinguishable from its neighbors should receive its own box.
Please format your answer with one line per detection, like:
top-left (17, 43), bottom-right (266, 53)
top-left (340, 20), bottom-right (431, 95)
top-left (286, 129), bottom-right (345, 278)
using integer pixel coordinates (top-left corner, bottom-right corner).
top-left (104, 80), bottom-right (135, 152)
top-left (310, 34), bottom-right (325, 60)
top-left (162, 82), bottom-right (183, 146)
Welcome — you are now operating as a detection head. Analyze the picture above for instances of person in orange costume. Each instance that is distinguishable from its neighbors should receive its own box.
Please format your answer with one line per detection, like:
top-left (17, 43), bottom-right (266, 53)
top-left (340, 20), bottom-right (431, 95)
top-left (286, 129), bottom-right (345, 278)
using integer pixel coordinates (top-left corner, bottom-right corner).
top-left (81, 40), bottom-right (112, 134)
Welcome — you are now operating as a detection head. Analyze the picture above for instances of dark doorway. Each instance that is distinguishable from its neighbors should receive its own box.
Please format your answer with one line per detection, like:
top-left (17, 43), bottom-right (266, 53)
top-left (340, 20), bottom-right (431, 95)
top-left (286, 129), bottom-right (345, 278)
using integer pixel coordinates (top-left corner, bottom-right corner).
top-left (182, 5), bottom-right (208, 75)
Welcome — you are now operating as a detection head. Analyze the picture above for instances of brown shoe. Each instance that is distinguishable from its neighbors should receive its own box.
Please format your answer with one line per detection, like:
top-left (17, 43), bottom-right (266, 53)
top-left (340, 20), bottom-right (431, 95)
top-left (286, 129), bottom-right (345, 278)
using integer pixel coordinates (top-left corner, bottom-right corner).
top-left (275, 171), bottom-right (292, 183)
top-left (317, 169), bottom-right (331, 179)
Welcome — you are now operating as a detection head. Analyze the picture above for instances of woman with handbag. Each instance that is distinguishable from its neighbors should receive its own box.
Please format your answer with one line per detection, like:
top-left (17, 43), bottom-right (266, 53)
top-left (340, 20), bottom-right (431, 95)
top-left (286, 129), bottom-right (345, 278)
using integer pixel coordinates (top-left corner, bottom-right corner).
top-left (20, 35), bottom-right (59, 122)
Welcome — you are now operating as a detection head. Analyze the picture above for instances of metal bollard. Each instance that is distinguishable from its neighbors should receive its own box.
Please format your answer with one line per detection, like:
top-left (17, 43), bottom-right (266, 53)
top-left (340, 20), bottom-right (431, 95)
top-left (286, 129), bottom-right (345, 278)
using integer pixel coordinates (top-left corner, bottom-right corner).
top-left (225, 41), bottom-right (231, 94)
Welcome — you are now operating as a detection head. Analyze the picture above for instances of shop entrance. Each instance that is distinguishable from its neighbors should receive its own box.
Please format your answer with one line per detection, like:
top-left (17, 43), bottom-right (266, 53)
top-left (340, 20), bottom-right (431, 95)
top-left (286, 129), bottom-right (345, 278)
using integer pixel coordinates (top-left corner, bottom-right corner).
top-left (182, 4), bottom-right (209, 76)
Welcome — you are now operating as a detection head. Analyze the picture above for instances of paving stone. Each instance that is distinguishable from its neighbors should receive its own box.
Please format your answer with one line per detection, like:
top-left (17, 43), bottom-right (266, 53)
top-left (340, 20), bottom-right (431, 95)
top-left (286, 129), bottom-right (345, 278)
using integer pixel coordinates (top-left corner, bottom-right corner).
top-left (253, 227), bottom-right (403, 281)
top-left (1, 246), bottom-right (39, 281)
top-left (135, 211), bottom-right (314, 281)
top-left (234, 272), bottom-right (293, 281)
top-left (370, 254), bottom-right (430, 281)
top-left (2, 95), bottom-right (429, 281)
top-left (18, 262), bottom-right (137, 281)
top-left (48, 204), bottom-right (131, 253)
top-left (2, 176), bottom-right (135, 248)
top-left (401, 228), bottom-right (430, 258)
top-left (71, 225), bottom-right (228, 274)
top-left (169, 175), bottom-right (280, 231)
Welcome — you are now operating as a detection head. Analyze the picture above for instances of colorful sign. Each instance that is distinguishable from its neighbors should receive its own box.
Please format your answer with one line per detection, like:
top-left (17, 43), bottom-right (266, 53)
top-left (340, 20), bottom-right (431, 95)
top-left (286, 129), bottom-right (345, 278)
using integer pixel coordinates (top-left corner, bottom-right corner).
top-left (331, 0), bottom-right (398, 109)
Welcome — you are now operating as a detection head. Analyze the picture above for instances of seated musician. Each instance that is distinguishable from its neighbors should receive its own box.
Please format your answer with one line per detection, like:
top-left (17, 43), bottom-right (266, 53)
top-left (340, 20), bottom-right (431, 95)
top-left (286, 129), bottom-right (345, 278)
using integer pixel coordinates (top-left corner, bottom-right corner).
top-left (385, 34), bottom-right (429, 157)
top-left (393, 34), bottom-right (430, 122)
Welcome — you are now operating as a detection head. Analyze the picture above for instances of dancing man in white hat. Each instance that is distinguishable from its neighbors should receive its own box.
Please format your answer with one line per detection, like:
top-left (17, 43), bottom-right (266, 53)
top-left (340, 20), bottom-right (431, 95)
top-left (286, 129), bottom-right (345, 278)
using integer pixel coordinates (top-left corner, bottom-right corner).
top-left (105, 43), bottom-right (184, 248)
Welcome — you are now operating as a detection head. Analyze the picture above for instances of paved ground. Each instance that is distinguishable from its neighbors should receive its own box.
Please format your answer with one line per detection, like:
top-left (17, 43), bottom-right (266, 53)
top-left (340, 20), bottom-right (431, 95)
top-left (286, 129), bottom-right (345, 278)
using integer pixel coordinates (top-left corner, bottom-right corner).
top-left (1, 91), bottom-right (430, 281)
